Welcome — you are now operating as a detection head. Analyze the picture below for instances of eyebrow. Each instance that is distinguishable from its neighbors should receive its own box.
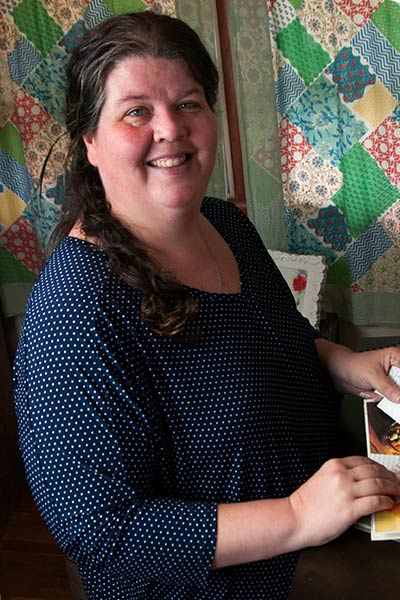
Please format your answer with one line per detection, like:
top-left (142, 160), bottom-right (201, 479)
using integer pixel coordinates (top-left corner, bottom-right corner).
top-left (116, 87), bottom-right (204, 106)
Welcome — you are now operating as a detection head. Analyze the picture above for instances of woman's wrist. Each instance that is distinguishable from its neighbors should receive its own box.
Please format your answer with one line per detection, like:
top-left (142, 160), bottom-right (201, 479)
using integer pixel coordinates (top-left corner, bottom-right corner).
top-left (212, 497), bottom-right (299, 569)
top-left (315, 338), bottom-right (354, 393)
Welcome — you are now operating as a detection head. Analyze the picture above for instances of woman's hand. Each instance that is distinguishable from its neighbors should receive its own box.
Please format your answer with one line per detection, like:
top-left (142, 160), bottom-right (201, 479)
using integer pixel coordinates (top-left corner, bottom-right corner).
top-left (315, 339), bottom-right (400, 402)
top-left (289, 456), bottom-right (400, 548)
top-left (213, 456), bottom-right (400, 569)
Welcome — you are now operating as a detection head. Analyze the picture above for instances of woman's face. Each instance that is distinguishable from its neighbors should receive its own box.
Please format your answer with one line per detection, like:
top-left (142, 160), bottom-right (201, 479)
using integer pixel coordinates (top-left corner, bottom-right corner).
top-left (83, 56), bottom-right (218, 226)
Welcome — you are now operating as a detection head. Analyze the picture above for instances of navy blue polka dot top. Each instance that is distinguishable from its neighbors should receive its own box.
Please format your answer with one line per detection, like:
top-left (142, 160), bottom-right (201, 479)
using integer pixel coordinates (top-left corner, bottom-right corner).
top-left (14, 197), bottom-right (337, 599)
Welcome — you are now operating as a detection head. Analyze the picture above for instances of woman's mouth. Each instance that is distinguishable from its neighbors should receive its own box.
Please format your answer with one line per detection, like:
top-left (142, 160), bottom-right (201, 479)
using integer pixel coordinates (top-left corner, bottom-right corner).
top-left (147, 154), bottom-right (188, 168)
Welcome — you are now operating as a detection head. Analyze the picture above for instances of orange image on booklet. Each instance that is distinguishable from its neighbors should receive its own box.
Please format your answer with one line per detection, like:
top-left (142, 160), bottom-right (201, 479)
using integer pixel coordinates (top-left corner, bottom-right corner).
top-left (374, 499), bottom-right (400, 539)
top-left (364, 400), bottom-right (400, 541)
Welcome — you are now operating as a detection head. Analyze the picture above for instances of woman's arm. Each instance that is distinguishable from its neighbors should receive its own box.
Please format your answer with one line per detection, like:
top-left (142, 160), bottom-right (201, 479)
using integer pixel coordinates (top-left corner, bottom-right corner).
top-left (214, 335), bottom-right (400, 568)
top-left (213, 455), bottom-right (400, 569)
top-left (315, 338), bottom-right (400, 402)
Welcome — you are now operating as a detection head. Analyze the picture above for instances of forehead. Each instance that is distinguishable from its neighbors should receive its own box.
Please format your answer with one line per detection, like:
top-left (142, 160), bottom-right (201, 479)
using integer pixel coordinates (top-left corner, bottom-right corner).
top-left (104, 56), bottom-right (201, 100)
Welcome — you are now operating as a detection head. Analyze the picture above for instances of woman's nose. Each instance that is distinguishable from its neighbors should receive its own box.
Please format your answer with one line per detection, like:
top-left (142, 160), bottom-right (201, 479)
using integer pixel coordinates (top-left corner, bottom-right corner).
top-left (153, 109), bottom-right (186, 143)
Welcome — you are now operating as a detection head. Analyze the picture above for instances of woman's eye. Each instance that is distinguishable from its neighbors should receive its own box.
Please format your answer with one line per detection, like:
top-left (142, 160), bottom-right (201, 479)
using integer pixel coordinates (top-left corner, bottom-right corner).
top-left (127, 107), bottom-right (148, 118)
top-left (178, 101), bottom-right (200, 111)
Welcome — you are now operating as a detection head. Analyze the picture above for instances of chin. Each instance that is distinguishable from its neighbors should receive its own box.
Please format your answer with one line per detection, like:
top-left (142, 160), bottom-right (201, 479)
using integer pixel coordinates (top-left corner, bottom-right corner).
top-left (159, 189), bottom-right (204, 210)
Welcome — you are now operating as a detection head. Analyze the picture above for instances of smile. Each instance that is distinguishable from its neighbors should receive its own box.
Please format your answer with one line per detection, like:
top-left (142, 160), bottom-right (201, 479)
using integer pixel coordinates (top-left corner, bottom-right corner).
top-left (148, 154), bottom-right (188, 168)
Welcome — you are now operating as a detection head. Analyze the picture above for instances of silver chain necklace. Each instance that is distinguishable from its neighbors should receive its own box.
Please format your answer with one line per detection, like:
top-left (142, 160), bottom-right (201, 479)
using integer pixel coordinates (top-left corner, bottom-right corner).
top-left (199, 223), bottom-right (223, 293)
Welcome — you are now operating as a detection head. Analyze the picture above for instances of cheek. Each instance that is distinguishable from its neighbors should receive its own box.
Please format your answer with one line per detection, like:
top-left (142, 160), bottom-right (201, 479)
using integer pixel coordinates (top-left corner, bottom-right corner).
top-left (107, 127), bottom-right (153, 167)
top-left (192, 113), bottom-right (218, 158)
top-left (84, 123), bottom-right (152, 170)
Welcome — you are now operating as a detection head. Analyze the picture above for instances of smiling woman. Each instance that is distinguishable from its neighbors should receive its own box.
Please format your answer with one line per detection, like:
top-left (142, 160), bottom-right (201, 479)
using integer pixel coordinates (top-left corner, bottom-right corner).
top-left (82, 57), bottom-right (218, 226)
top-left (13, 10), bottom-right (400, 600)
top-left (56, 11), bottom-right (223, 338)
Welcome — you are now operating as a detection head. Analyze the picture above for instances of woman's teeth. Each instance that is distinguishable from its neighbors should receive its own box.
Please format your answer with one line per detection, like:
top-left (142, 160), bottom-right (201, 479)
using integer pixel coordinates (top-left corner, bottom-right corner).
top-left (149, 155), bottom-right (187, 168)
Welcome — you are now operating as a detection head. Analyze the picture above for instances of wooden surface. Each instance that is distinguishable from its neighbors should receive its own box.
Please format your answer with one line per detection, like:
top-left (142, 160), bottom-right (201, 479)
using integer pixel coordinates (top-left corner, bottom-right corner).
top-left (291, 526), bottom-right (400, 599)
top-left (0, 482), bottom-right (71, 600)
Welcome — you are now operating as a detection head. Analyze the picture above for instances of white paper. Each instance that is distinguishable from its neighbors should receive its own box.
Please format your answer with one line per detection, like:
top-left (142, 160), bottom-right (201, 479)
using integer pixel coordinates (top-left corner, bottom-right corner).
top-left (377, 366), bottom-right (400, 423)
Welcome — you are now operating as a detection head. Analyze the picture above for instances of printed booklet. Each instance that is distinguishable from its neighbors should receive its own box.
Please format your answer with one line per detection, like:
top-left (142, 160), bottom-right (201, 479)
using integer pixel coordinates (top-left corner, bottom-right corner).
top-left (363, 366), bottom-right (400, 540)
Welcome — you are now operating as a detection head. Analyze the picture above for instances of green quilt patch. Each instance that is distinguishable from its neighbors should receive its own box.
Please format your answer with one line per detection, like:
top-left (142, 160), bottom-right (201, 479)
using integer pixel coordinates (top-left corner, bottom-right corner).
top-left (371, 0), bottom-right (400, 53)
top-left (0, 122), bottom-right (25, 165)
top-left (332, 143), bottom-right (399, 239)
top-left (288, 0), bottom-right (304, 10)
top-left (13, 0), bottom-right (64, 58)
top-left (276, 18), bottom-right (331, 87)
top-left (326, 256), bottom-right (352, 287)
top-left (0, 246), bottom-right (36, 285)
top-left (103, 0), bottom-right (147, 16)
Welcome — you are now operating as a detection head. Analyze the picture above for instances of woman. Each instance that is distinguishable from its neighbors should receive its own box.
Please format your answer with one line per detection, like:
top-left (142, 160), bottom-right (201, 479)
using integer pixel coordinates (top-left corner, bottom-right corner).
top-left (14, 11), bottom-right (400, 600)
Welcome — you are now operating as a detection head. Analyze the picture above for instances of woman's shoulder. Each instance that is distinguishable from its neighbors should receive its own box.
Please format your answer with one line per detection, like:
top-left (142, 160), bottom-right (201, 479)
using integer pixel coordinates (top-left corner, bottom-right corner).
top-left (26, 237), bottom-right (139, 326)
top-left (38, 237), bottom-right (110, 298)
top-left (201, 196), bottom-right (263, 245)
top-left (201, 196), bottom-right (252, 229)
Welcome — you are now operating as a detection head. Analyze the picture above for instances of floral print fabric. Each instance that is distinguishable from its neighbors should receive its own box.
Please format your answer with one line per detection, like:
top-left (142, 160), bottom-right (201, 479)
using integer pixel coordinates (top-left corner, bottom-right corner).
top-left (268, 0), bottom-right (400, 323)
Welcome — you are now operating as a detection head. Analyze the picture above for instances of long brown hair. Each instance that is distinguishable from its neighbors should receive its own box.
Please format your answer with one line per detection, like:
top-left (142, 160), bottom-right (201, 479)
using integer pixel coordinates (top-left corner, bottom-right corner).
top-left (52, 11), bottom-right (219, 339)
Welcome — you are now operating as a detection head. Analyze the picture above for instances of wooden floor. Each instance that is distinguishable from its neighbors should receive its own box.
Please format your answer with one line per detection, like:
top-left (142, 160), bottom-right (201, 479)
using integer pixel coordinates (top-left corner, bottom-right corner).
top-left (0, 479), bottom-right (71, 600)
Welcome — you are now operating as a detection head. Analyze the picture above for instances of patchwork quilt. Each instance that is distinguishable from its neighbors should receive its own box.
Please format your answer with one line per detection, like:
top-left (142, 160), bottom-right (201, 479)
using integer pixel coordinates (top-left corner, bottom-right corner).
top-left (268, 0), bottom-right (400, 322)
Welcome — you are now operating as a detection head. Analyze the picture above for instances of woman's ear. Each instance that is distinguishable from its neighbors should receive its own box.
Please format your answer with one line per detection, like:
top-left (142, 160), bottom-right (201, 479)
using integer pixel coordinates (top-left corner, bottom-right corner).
top-left (83, 134), bottom-right (98, 168)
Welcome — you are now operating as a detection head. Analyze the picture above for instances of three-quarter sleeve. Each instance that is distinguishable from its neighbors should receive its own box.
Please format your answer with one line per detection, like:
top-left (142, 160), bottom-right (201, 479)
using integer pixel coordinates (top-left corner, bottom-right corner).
top-left (14, 261), bottom-right (217, 590)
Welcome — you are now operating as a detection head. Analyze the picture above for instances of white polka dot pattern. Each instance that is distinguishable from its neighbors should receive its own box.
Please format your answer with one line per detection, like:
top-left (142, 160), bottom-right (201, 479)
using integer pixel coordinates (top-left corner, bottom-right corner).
top-left (14, 197), bottom-right (338, 599)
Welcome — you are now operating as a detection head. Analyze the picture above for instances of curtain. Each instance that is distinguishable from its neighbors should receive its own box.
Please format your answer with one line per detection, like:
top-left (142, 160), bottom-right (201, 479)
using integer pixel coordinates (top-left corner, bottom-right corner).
top-left (0, 0), bottom-right (226, 320)
top-left (225, 0), bottom-right (288, 251)
top-left (228, 0), bottom-right (400, 326)
top-left (175, 0), bottom-right (227, 200)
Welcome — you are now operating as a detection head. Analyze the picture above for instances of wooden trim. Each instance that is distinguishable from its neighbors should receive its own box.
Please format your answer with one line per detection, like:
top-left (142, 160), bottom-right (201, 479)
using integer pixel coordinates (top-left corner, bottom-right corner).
top-left (214, 0), bottom-right (247, 212)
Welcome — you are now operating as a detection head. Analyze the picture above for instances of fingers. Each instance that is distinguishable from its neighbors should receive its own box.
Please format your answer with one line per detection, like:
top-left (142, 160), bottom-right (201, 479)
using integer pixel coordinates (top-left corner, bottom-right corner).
top-left (338, 458), bottom-right (400, 510)
top-left (386, 348), bottom-right (400, 369)
top-left (376, 380), bottom-right (400, 404)
top-left (374, 349), bottom-right (400, 403)
top-left (337, 455), bottom-right (375, 469)
top-left (352, 471), bottom-right (400, 497)
top-left (354, 495), bottom-right (396, 518)
top-left (354, 479), bottom-right (400, 502)
top-left (350, 459), bottom-right (399, 482)
top-left (358, 391), bottom-right (382, 401)
top-left (328, 456), bottom-right (400, 491)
